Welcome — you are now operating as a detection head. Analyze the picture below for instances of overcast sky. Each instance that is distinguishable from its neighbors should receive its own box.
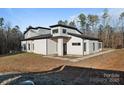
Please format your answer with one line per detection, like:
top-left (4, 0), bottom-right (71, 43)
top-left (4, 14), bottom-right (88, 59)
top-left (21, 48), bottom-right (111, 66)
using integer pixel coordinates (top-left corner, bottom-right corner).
top-left (0, 8), bottom-right (124, 32)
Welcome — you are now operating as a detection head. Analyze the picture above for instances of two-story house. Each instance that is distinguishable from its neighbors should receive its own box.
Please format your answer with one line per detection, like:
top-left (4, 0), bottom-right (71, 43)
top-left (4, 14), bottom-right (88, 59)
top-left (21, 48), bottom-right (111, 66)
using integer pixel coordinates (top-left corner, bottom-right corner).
top-left (21, 24), bottom-right (102, 56)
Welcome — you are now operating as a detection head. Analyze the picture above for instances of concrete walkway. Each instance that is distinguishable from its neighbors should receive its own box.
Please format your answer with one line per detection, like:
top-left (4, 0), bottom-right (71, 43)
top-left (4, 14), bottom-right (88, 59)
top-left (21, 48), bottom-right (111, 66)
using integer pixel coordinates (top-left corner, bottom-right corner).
top-left (43, 49), bottom-right (115, 62)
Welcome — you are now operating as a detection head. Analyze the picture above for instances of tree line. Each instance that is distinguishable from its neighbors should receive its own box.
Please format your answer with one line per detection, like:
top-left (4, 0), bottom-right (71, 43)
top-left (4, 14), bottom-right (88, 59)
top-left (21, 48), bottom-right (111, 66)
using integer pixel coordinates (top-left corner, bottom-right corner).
top-left (58, 9), bottom-right (124, 48)
top-left (0, 9), bottom-right (124, 55)
top-left (0, 18), bottom-right (23, 54)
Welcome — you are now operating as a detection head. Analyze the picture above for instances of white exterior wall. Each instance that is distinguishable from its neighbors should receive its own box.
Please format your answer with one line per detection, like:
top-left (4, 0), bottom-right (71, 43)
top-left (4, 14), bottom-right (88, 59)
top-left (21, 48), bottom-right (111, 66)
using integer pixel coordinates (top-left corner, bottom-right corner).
top-left (60, 27), bottom-right (81, 34)
top-left (98, 42), bottom-right (102, 51)
top-left (21, 41), bottom-right (26, 51)
top-left (95, 41), bottom-right (99, 52)
top-left (84, 40), bottom-right (90, 55)
top-left (89, 40), bottom-right (94, 54)
top-left (33, 39), bottom-right (47, 55)
top-left (26, 40), bottom-right (34, 52)
top-left (67, 36), bottom-right (83, 55)
top-left (83, 40), bottom-right (101, 55)
top-left (21, 40), bottom-right (34, 52)
top-left (21, 39), bottom-right (57, 55)
top-left (51, 27), bottom-right (81, 37)
top-left (51, 27), bottom-right (61, 37)
top-left (58, 38), bottom-right (64, 56)
top-left (90, 40), bottom-right (99, 53)
top-left (21, 25), bottom-right (103, 56)
top-left (47, 39), bottom-right (57, 55)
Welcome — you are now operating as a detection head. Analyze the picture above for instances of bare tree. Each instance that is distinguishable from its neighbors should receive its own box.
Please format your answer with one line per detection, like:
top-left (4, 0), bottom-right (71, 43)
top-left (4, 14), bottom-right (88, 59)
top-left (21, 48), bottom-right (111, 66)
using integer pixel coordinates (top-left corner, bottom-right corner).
top-left (0, 17), bottom-right (23, 55)
top-left (78, 13), bottom-right (86, 34)
top-left (120, 12), bottom-right (124, 47)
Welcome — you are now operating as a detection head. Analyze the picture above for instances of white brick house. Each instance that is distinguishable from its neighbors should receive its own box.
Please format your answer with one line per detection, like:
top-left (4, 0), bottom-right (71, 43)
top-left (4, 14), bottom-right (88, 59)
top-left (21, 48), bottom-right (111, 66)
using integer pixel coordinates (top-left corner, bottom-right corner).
top-left (21, 24), bottom-right (102, 56)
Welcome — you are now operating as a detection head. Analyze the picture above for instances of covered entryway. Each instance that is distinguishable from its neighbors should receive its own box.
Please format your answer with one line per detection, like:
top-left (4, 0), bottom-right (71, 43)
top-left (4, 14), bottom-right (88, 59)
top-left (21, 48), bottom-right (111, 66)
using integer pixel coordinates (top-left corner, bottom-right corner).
top-left (51, 36), bottom-right (71, 56)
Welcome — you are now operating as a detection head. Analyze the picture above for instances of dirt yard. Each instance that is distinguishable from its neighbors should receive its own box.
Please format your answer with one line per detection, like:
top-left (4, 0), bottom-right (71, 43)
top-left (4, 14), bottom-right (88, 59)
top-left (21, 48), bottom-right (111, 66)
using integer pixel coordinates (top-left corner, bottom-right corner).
top-left (71, 49), bottom-right (124, 71)
top-left (0, 49), bottom-right (124, 72)
top-left (0, 53), bottom-right (67, 72)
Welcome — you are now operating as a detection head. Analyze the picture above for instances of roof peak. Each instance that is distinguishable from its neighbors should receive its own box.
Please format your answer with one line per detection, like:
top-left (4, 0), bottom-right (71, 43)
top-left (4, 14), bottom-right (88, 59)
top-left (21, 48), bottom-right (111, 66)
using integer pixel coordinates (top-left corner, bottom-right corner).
top-left (50, 24), bottom-right (83, 34)
top-left (24, 26), bottom-right (51, 34)
top-left (50, 24), bottom-right (77, 29)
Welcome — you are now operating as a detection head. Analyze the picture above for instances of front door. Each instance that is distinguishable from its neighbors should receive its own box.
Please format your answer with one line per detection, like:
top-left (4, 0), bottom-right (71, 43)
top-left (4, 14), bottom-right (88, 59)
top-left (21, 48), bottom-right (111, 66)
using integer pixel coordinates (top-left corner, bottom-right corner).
top-left (63, 43), bottom-right (67, 55)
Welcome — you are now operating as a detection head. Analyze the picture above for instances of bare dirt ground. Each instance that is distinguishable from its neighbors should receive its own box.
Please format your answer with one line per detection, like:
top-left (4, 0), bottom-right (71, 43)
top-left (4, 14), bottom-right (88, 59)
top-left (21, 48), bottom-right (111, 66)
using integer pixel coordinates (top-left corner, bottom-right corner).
top-left (0, 49), bottom-right (124, 72)
top-left (71, 49), bottom-right (124, 71)
top-left (0, 53), bottom-right (67, 72)
top-left (0, 49), bottom-right (124, 85)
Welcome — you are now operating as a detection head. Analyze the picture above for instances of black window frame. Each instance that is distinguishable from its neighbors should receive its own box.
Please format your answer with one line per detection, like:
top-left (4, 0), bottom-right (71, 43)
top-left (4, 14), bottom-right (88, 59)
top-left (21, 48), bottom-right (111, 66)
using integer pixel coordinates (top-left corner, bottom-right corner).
top-left (72, 42), bottom-right (81, 46)
top-left (52, 29), bottom-right (58, 34)
top-left (62, 29), bottom-right (67, 33)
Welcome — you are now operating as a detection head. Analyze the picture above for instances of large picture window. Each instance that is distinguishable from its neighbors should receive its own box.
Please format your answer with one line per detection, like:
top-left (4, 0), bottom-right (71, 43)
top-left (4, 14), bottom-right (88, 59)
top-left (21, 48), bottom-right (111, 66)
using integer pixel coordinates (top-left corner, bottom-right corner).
top-left (52, 29), bottom-right (58, 34)
top-left (72, 42), bottom-right (81, 46)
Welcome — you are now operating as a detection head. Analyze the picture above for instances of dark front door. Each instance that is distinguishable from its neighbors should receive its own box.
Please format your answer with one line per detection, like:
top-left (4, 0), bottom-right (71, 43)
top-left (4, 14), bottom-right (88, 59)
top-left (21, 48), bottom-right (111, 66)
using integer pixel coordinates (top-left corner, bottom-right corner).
top-left (63, 43), bottom-right (67, 55)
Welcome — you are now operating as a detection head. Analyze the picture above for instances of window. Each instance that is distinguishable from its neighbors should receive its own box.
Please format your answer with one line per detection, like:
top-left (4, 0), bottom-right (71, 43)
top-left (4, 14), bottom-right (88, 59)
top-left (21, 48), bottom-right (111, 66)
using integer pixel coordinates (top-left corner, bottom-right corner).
top-left (28, 44), bottom-right (30, 50)
top-left (32, 44), bottom-right (34, 50)
top-left (93, 43), bottom-right (95, 51)
top-left (62, 29), bottom-right (66, 33)
top-left (84, 42), bottom-right (86, 51)
top-left (23, 44), bottom-right (26, 50)
top-left (99, 43), bottom-right (101, 49)
top-left (72, 42), bottom-right (81, 46)
top-left (52, 29), bottom-right (58, 34)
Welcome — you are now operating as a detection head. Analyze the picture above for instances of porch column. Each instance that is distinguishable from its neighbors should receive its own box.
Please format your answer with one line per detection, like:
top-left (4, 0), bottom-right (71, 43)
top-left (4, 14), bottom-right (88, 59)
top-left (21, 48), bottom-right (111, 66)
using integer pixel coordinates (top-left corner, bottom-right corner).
top-left (58, 38), bottom-right (63, 56)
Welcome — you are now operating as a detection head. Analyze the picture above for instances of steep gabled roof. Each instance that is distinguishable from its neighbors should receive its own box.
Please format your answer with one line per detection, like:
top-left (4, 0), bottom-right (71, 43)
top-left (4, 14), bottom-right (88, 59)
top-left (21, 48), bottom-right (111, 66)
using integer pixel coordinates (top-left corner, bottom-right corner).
top-left (24, 26), bottom-right (51, 34)
top-left (50, 24), bottom-right (83, 34)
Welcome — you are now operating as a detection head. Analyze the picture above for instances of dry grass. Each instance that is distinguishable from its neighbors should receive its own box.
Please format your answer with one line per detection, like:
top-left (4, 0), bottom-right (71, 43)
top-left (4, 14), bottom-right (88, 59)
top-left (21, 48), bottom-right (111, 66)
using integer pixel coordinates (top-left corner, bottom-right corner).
top-left (70, 49), bottom-right (124, 71)
top-left (0, 49), bottom-right (124, 72)
top-left (0, 53), bottom-right (67, 72)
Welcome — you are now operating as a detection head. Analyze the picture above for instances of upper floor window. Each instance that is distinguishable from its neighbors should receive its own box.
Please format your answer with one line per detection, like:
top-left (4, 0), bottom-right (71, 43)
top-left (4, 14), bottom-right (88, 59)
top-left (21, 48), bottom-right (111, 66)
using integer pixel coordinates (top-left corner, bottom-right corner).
top-left (62, 29), bottom-right (67, 33)
top-left (52, 29), bottom-right (58, 34)
top-left (72, 42), bottom-right (81, 46)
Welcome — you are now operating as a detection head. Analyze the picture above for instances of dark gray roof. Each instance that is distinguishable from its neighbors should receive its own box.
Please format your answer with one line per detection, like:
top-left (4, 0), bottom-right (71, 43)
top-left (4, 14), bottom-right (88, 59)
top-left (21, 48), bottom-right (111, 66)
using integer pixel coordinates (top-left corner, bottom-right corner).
top-left (22, 34), bottom-right (52, 41)
top-left (22, 33), bottom-right (101, 41)
top-left (24, 26), bottom-right (51, 34)
top-left (50, 24), bottom-right (83, 34)
top-left (67, 32), bottom-right (100, 41)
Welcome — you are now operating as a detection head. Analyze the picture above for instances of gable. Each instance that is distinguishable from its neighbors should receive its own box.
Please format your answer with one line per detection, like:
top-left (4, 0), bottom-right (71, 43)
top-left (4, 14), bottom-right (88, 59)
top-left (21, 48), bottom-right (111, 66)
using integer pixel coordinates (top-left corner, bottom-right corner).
top-left (24, 27), bottom-right (51, 39)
